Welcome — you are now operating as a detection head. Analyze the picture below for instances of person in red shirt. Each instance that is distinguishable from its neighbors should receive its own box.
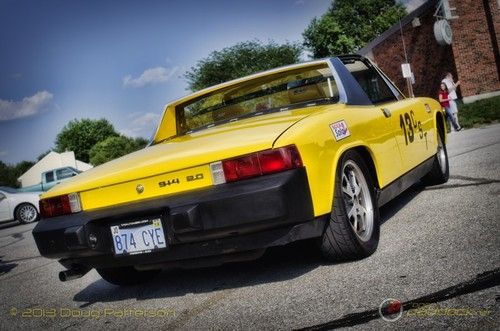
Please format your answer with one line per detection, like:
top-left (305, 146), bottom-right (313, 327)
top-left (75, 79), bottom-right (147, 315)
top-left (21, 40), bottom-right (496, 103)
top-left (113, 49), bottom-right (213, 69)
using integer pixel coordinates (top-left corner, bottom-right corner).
top-left (439, 83), bottom-right (461, 131)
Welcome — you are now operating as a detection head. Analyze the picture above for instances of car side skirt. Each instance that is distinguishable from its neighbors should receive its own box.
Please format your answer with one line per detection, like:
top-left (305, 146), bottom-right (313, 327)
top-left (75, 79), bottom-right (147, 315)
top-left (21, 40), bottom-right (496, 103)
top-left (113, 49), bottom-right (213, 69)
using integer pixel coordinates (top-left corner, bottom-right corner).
top-left (377, 156), bottom-right (435, 207)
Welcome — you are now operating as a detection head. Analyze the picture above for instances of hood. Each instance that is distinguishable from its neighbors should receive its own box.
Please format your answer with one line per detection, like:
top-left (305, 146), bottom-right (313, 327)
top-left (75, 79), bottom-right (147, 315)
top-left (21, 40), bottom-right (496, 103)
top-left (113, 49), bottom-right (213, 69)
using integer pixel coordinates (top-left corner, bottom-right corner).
top-left (42, 107), bottom-right (325, 199)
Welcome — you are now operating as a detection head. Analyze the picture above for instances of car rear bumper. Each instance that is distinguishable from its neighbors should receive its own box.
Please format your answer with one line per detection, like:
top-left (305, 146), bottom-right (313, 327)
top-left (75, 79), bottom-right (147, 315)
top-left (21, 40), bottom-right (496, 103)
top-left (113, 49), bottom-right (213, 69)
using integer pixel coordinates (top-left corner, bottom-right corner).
top-left (32, 168), bottom-right (326, 269)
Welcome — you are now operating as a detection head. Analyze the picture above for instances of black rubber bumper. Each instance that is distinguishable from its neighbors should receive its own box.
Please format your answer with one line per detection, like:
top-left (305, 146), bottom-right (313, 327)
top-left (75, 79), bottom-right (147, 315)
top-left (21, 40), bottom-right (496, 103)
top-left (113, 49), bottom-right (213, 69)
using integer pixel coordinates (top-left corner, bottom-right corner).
top-left (32, 168), bottom-right (325, 269)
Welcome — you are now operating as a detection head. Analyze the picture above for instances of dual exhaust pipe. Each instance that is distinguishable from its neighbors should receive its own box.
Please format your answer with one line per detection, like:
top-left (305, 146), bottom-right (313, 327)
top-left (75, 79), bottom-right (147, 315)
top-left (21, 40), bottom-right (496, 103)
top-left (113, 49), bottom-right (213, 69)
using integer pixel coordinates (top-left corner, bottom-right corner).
top-left (59, 266), bottom-right (91, 282)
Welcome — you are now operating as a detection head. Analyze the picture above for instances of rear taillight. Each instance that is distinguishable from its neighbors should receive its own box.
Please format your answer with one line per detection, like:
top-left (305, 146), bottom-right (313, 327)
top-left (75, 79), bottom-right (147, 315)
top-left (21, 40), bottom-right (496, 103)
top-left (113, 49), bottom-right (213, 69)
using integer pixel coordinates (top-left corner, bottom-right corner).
top-left (40, 193), bottom-right (82, 218)
top-left (211, 145), bottom-right (303, 184)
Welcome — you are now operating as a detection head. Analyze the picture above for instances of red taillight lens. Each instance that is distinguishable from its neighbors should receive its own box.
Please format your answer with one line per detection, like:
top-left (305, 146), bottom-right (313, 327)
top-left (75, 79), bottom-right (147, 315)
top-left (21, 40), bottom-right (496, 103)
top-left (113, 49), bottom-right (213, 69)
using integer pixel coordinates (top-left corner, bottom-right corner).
top-left (222, 154), bottom-right (260, 181)
top-left (221, 145), bottom-right (303, 183)
top-left (40, 193), bottom-right (82, 218)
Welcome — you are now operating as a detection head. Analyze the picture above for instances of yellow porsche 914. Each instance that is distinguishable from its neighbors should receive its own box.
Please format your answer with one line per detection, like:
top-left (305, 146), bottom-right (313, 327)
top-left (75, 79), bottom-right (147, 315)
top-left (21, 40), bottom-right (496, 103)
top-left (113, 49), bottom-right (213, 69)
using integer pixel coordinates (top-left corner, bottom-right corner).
top-left (33, 54), bottom-right (449, 285)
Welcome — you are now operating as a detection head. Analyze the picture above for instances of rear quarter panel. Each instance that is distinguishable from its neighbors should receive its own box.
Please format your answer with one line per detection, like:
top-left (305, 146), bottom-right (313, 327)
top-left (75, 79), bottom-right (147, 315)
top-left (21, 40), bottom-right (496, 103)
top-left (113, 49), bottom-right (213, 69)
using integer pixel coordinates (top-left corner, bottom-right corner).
top-left (274, 97), bottom-right (443, 217)
top-left (274, 104), bottom-right (398, 217)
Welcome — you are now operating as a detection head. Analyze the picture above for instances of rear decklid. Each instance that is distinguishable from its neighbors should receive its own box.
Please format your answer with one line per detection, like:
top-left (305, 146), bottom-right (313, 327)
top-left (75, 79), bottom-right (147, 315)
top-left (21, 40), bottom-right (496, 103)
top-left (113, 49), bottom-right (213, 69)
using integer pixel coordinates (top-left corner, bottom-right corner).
top-left (43, 108), bottom-right (321, 210)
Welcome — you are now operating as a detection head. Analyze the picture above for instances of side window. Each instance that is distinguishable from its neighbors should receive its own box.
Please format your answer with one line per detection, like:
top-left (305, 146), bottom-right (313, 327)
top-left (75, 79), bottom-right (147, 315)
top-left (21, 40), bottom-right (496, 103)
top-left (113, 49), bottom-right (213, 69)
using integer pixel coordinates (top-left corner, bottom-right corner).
top-left (56, 168), bottom-right (75, 180)
top-left (344, 60), bottom-right (398, 104)
top-left (45, 172), bottom-right (55, 183)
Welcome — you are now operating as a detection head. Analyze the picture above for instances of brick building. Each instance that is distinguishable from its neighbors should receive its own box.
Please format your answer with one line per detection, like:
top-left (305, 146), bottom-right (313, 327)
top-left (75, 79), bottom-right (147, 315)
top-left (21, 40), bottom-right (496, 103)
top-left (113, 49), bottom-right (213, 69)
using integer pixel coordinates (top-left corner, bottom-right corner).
top-left (358, 0), bottom-right (500, 103)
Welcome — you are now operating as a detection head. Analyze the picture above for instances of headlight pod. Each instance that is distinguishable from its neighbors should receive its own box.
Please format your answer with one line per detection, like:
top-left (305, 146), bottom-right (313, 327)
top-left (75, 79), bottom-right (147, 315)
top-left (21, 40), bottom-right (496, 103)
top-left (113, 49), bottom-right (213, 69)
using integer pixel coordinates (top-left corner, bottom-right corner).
top-left (40, 193), bottom-right (82, 218)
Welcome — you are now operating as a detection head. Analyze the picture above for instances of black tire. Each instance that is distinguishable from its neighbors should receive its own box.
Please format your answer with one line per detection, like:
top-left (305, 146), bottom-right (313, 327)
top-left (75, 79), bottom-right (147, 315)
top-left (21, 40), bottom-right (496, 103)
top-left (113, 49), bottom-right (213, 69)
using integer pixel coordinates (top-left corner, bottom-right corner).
top-left (96, 266), bottom-right (160, 286)
top-left (15, 203), bottom-right (39, 224)
top-left (320, 150), bottom-right (380, 261)
top-left (422, 127), bottom-right (449, 185)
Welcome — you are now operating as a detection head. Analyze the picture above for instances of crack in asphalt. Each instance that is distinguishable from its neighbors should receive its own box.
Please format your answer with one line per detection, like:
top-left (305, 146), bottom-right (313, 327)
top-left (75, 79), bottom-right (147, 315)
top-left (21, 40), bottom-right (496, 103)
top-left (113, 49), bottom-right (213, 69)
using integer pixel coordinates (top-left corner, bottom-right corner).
top-left (1, 255), bottom-right (43, 263)
top-left (0, 260), bottom-right (57, 281)
top-left (163, 289), bottom-right (235, 330)
top-left (448, 141), bottom-right (500, 159)
top-left (297, 268), bottom-right (500, 330)
top-left (0, 237), bottom-right (25, 250)
top-left (0, 228), bottom-right (32, 240)
top-left (424, 175), bottom-right (500, 191)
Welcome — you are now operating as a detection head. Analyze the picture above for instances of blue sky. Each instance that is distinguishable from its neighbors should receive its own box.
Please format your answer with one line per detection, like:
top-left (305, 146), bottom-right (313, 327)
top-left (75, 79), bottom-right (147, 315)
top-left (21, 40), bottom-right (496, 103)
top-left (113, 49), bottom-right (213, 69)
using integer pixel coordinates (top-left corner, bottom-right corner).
top-left (0, 0), bottom-right (422, 164)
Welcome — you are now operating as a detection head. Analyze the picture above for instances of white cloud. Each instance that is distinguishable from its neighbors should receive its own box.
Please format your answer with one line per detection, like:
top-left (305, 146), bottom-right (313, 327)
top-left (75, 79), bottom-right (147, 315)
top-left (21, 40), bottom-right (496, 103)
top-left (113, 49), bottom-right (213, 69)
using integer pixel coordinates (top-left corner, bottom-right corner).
top-left (120, 112), bottom-right (161, 137)
top-left (122, 66), bottom-right (178, 87)
top-left (132, 112), bottom-right (160, 127)
top-left (0, 149), bottom-right (7, 157)
top-left (0, 91), bottom-right (53, 121)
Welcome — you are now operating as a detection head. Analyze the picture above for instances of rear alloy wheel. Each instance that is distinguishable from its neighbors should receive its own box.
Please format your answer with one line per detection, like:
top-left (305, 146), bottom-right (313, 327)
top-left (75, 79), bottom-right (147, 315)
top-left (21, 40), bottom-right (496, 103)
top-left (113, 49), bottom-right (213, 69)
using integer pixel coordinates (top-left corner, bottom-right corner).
top-left (97, 266), bottom-right (160, 286)
top-left (320, 150), bottom-right (380, 261)
top-left (422, 128), bottom-right (449, 185)
top-left (16, 203), bottom-right (39, 224)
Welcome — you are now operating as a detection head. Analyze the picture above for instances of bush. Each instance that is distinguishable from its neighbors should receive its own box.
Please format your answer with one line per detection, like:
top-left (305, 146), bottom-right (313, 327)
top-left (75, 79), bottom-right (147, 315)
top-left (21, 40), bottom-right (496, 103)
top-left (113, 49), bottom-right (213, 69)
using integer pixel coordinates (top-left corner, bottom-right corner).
top-left (89, 136), bottom-right (148, 166)
top-left (458, 96), bottom-right (500, 128)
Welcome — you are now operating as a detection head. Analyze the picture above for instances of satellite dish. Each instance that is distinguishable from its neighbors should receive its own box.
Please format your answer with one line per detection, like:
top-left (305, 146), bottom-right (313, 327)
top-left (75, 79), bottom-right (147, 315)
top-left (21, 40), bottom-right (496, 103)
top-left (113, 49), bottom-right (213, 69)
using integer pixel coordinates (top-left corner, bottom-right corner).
top-left (434, 19), bottom-right (453, 45)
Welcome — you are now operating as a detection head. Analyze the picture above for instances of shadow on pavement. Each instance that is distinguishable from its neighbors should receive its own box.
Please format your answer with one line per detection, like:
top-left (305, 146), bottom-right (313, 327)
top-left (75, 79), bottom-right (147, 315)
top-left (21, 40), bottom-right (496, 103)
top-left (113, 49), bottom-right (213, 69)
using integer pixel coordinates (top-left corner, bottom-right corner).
top-left (379, 183), bottom-right (424, 226)
top-left (74, 182), bottom-right (429, 305)
top-left (0, 220), bottom-right (21, 230)
top-left (298, 267), bottom-right (500, 330)
top-left (74, 239), bottom-right (324, 306)
top-left (0, 255), bottom-right (18, 275)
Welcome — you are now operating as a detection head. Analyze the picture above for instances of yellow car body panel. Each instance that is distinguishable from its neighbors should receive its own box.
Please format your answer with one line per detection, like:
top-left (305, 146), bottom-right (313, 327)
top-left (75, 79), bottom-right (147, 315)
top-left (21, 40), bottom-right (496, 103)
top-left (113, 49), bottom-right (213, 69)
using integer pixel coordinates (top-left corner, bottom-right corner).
top-left (41, 58), bottom-right (444, 220)
top-left (273, 97), bottom-right (443, 216)
top-left (79, 164), bottom-right (212, 210)
top-left (42, 106), bottom-right (320, 205)
top-left (33, 55), bottom-right (449, 279)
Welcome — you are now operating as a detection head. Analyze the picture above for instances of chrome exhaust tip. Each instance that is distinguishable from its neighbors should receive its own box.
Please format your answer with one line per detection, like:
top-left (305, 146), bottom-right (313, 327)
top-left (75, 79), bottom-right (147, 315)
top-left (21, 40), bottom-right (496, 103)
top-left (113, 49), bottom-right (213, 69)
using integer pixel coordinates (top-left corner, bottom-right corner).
top-left (59, 267), bottom-right (90, 282)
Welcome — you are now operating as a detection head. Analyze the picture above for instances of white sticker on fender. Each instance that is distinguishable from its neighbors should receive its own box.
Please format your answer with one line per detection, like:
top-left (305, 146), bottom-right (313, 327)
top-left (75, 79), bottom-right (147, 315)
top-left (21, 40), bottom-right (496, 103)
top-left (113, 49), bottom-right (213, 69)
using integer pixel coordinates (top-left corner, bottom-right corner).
top-left (330, 120), bottom-right (351, 141)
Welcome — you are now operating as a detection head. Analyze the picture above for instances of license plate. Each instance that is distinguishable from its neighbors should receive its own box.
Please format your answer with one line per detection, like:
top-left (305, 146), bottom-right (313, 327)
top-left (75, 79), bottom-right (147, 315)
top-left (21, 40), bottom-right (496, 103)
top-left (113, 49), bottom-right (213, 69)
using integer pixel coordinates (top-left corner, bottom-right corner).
top-left (110, 218), bottom-right (167, 255)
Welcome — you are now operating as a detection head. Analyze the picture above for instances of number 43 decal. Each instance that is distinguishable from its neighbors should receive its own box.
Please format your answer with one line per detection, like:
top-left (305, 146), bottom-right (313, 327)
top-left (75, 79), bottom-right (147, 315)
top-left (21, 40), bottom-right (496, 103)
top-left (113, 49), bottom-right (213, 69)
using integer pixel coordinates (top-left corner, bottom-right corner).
top-left (399, 110), bottom-right (428, 148)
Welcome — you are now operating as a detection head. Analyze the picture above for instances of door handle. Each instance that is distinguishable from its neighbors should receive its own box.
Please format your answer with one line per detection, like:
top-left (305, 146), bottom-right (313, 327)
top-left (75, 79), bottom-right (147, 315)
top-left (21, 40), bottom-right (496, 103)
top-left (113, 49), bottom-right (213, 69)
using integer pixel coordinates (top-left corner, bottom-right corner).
top-left (381, 108), bottom-right (391, 118)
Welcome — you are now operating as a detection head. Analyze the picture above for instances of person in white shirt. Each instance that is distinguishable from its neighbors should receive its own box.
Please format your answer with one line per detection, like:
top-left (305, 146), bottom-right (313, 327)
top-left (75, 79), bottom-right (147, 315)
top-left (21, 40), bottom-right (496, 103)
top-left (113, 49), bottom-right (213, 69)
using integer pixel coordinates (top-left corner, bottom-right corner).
top-left (441, 73), bottom-right (462, 131)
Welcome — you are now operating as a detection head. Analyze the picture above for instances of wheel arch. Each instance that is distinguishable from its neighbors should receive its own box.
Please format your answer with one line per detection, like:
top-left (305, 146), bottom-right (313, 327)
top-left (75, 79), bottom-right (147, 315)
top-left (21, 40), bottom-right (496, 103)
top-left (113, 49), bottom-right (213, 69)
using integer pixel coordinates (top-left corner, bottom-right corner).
top-left (326, 144), bottom-right (381, 211)
top-left (349, 146), bottom-right (380, 189)
top-left (435, 110), bottom-right (447, 145)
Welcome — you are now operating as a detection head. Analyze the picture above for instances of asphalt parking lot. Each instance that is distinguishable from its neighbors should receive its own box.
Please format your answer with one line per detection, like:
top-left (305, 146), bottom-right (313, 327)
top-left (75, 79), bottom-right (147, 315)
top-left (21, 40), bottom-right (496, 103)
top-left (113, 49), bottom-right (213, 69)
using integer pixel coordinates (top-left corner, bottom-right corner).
top-left (0, 124), bottom-right (499, 330)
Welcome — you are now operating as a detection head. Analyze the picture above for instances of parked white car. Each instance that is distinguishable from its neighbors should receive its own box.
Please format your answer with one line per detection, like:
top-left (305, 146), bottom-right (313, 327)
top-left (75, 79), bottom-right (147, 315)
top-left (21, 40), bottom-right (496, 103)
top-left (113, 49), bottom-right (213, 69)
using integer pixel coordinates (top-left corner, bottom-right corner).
top-left (0, 186), bottom-right (41, 224)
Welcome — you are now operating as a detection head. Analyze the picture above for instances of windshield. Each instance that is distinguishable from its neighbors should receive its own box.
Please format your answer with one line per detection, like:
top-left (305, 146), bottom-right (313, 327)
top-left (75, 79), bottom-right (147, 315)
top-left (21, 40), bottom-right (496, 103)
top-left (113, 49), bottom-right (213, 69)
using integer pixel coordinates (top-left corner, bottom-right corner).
top-left (176, 63), bottom-right (339, 134)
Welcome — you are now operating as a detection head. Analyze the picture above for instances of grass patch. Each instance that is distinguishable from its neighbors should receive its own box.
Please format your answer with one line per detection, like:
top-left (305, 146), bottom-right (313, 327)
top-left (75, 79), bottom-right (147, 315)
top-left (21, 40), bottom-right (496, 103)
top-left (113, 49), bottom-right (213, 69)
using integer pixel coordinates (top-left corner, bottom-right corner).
top-left (458, 95), bottom-right (500, 128)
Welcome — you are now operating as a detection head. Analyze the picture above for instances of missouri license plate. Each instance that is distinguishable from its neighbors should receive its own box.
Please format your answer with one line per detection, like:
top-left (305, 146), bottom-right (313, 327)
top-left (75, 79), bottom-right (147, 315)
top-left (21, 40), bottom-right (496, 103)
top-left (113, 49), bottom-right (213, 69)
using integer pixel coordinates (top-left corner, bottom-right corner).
top-left (110, 218), bottom-right (167, 255)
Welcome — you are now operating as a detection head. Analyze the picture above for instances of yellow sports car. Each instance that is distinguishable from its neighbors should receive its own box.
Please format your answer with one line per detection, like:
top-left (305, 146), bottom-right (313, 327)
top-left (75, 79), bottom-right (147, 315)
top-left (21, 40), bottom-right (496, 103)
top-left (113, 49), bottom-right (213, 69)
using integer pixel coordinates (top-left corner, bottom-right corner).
top-left (33, 55), bottom-right (449, 285)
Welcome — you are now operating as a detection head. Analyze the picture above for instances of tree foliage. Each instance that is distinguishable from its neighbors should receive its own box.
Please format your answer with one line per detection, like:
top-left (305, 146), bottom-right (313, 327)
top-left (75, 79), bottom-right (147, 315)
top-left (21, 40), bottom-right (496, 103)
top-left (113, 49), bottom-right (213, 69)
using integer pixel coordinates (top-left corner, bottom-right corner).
top-left (0, 160), bottom-right (35, 187)
top-left (184, 40), bottom-right (303, 91)
top-left (89, 136), bottom-right (148, 166)
top-left (55, 118), bottom-right (119, 163)
top-left (303, 0), bottom-right (406, 58)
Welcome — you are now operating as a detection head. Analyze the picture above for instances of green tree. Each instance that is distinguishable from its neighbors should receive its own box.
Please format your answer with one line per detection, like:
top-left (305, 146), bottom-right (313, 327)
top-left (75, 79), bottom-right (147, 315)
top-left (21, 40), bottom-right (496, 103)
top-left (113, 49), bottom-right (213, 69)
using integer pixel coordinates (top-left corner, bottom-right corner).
top-left (0, 161), bottom-right (16, 187)
top-left (89, 136), bottom-right (148, 166)
top-left (0, 160), bottom-right (35, 187)
top-left (55, 118), bottom-right (119, 163)
top-left (184, 40), bottom-right (303, 91)
top-left (303, 0), bottom-right (406, 58)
